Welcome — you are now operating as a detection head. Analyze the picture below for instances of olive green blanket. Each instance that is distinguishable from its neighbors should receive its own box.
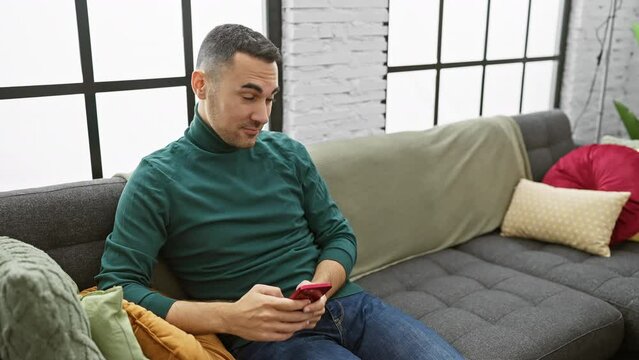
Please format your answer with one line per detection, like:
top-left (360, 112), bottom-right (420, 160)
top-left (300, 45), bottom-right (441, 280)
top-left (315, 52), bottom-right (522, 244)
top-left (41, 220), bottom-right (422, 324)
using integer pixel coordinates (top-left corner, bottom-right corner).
top-left (308, 116), bottom-right (532, 279)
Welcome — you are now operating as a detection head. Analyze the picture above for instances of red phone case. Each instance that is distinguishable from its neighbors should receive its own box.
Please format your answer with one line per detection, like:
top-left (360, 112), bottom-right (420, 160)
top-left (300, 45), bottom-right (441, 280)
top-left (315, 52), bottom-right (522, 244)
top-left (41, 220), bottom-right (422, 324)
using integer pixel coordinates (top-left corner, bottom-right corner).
top-left (289, 282), bottom-right (332, 301)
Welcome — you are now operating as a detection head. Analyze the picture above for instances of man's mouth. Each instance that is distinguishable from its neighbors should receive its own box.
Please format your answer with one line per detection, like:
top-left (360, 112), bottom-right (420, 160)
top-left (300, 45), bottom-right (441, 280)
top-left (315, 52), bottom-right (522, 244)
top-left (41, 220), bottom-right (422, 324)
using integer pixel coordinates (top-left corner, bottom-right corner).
top-left (242, 127), bottom-right (260, 136)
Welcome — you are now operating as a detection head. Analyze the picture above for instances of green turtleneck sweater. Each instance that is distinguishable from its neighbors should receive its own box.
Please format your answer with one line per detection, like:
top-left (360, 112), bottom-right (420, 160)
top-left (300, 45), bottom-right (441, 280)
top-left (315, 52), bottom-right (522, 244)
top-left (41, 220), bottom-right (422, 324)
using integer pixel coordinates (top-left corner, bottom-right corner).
top-left (96, 111), bottom-right (362, 319)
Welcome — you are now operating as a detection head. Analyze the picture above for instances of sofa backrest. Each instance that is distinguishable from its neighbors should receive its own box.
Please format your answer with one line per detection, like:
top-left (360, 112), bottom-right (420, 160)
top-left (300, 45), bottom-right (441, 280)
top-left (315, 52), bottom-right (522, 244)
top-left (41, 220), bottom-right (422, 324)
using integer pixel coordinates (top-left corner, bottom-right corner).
top-left (512, 110), bottom-right (576, 181)
top-left (0, 178), bottom-right (125, 290)
top-left (0, 110), bottom-right (577, 291)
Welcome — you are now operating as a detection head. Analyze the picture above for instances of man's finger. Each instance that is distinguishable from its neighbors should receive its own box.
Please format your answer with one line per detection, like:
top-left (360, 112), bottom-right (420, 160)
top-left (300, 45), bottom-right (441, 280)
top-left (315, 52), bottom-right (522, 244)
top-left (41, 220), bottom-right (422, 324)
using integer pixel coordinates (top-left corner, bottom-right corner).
top-left (268, 296), bottom-right (310, 311)
top-left (269, 308), bottom-right (315, 323)
top-left (265, 320), bottom-right (310, 334)
top-left (252, 284), bottom-right (284, 298)
top-left (303, 296), bottom-right (327, 313)
top-left (296, 280), bottom-right (312, 289)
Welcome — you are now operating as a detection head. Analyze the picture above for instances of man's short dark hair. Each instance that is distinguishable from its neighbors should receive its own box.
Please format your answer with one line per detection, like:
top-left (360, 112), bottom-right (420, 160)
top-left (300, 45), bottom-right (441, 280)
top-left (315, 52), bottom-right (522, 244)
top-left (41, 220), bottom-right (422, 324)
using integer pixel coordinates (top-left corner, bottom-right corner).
top-left (195, 24), bottom-right (281, 78)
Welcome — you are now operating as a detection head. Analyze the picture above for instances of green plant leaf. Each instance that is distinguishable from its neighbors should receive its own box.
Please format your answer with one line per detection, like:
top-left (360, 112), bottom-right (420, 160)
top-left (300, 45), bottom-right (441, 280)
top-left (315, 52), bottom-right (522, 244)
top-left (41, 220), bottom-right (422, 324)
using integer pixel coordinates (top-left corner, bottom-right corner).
top-left (633, 23), bottom-right (639, 46)
top-left (614, 100), bottom-right (639, 140)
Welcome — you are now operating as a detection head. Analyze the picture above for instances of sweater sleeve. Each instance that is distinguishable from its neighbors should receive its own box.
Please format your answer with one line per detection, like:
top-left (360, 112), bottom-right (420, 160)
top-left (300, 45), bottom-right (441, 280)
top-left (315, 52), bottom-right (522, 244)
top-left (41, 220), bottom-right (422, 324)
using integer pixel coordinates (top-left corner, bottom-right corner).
top-left (297, 145), bottom-right (357, 276)
top-left (95, 160), bottom-right (176, 318)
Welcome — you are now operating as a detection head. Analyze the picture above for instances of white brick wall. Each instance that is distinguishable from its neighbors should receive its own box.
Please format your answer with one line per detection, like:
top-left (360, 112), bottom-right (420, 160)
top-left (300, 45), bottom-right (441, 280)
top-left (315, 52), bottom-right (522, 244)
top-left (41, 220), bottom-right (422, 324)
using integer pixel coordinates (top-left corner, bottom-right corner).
top-left (282, 0), bottom-right (388, 144)
top-left (561, 0), bottom-right (639, 144)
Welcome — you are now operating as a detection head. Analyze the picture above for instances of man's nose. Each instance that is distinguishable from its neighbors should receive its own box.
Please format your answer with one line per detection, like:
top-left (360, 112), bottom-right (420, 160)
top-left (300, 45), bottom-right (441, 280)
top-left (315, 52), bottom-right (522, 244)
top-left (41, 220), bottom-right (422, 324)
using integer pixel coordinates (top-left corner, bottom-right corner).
top-left (252, 103), bottom-right (270, 125)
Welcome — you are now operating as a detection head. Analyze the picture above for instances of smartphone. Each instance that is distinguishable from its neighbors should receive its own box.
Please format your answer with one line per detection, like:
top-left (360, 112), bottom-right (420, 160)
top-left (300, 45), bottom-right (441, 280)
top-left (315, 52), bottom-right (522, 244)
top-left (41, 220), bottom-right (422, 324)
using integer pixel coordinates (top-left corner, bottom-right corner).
top-left (289, 282), bottom-right (332, 302)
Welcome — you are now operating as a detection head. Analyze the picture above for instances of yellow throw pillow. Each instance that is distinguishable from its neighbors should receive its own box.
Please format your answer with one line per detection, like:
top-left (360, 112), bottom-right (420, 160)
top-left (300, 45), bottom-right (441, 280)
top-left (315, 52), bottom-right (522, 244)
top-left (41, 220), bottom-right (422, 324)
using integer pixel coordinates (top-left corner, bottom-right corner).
top-left (630, 233), bottom-right (639, 242)
top-left (501, 179), bottom-right (630, 257)
top-left (123, 301), bottom-right (234, 360)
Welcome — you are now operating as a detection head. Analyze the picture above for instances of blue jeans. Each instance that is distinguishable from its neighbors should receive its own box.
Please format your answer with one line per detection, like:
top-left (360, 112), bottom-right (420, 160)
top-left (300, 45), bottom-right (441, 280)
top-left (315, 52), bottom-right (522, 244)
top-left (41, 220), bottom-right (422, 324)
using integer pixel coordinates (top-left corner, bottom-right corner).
top-left (230, 292), bottom-right (463, 360)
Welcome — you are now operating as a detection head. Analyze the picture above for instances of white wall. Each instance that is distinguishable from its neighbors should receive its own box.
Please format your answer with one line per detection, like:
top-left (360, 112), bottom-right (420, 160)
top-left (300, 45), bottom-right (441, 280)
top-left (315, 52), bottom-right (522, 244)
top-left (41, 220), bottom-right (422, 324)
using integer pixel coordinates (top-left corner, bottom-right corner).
top-left (562, 0), bottom-right (639, 144)
top-left (281, 0), bottom-right (389, 144)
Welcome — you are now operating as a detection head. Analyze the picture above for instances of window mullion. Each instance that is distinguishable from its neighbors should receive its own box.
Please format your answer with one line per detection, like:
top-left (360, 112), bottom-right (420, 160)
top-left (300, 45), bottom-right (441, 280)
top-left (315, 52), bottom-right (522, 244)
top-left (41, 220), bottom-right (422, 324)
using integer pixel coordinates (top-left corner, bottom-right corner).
top-left (519, 0), bottom-right (533, 114)
top-left (182, 0), bottom-right (195, 124)
top-left (554, 0), bottom-right (572, 108)
top-left (74, 0), bottom-right (102, 179)
top-left (479, 0), bottom-right (492, 116)
top-left (434, 0), bottom-right (445, 126)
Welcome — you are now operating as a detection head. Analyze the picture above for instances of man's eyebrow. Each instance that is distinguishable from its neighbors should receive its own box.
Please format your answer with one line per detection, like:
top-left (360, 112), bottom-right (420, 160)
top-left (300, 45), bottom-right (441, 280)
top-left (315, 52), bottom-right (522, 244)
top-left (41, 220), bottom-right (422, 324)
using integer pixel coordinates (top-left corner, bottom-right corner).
top-left (241, 83), bottom-right (279, 95)
top-left (241, 83), bottom-right (263, 93)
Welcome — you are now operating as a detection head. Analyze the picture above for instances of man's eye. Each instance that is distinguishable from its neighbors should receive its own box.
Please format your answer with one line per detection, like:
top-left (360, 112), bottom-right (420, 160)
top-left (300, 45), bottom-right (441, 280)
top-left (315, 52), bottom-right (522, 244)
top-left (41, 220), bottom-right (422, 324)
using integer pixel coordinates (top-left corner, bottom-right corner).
top-left (266, 97), bottom-right (274, 103)
top-left (242, 95), bottom-right (256, 101)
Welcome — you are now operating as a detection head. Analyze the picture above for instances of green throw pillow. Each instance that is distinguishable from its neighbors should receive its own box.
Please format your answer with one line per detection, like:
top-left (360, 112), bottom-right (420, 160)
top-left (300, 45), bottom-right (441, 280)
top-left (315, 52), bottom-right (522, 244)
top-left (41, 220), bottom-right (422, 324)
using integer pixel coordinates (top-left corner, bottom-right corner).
top-left (80, 286), bottom-right (148, 360)
top-left (0, 236), bottom-right (105, 360)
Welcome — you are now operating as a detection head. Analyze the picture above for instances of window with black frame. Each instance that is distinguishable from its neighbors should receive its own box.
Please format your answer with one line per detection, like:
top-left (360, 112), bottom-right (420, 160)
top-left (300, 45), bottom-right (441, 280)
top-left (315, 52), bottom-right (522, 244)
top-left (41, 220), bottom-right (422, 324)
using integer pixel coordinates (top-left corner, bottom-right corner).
top-left (384, 0), bottom-right (570, 133)
top-left (0, 0), bottom-right (282, 192)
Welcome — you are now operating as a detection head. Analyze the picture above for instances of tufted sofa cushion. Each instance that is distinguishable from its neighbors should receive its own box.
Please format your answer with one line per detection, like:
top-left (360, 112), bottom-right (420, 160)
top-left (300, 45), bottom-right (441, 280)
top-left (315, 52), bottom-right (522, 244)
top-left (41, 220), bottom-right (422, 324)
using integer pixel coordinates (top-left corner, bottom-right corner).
top-left (512, 110), bottom-right (576, 182)
top-left (356, 249), bottom-right (623, 360)
top-left (457, 232), bottom-right (639, 352)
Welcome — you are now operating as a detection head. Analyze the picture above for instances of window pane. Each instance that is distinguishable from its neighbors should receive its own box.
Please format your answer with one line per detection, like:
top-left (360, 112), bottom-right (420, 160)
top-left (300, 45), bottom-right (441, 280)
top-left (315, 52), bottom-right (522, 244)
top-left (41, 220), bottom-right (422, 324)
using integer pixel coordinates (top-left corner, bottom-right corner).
top-left (441, 0), bottom-right (487, 63)
top-left (0, 95), bottom-right (91, 191)
top-left (486, 0), bottom-right (528, 60)
top-left (439, 66), bottom-right (483, 125)
top-left (387, 0), bottom-right (439, 66)
top-left (522, 61), bottom-right (557, 113)
top-left (97, 87), bottom-right (188, 177)
top-left (0, 0), bottom-right (82, 87)
top-left (191, 0), bottom-right (265, 68)
top-left (87, 0), bottom-right (185, 81)
top-left (385, 70), bottom-right (436, 133)
top-left (483, 63), bottom-right (523, 117)
top-left (527, 0), bottom-right (563, 57)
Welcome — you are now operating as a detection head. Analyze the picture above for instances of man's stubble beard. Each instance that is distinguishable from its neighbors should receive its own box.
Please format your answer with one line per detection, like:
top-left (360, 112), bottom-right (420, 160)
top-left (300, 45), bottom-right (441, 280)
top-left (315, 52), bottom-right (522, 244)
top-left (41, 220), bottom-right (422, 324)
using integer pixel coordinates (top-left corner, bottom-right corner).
top-left (208, 98), bottom-right (258, 149)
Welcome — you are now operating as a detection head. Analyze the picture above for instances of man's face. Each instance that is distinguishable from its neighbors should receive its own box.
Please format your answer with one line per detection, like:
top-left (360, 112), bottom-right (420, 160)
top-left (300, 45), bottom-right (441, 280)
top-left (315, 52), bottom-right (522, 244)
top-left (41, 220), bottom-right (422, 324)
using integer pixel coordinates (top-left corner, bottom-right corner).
top-left (201, 52), bottom-right (279, 148)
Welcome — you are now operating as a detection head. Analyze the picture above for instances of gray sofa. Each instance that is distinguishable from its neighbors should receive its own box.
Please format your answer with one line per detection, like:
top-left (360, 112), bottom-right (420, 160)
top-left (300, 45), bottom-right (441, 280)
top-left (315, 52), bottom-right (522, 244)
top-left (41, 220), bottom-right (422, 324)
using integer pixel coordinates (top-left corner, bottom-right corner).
top-left (1, 110), bottom-right (637, 359)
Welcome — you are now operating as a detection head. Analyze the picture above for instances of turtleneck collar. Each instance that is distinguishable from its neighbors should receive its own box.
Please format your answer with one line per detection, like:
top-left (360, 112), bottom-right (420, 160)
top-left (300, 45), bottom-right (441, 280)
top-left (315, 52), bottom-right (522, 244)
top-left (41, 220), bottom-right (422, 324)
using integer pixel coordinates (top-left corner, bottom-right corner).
top-left (186, 104), bottom-right (239, 153)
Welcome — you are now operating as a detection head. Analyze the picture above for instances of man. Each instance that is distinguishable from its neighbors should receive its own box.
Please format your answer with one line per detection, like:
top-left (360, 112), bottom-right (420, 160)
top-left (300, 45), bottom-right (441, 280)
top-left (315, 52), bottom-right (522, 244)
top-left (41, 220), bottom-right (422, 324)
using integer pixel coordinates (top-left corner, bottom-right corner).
top-left (97, 24), bottom-right (462, 360)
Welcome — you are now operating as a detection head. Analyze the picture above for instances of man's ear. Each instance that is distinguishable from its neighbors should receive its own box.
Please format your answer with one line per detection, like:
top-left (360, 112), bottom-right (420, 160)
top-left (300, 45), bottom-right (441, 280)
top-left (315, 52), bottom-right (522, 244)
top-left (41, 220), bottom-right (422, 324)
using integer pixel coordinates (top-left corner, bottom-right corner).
top-left (191, 70), bottom-right (208, 100)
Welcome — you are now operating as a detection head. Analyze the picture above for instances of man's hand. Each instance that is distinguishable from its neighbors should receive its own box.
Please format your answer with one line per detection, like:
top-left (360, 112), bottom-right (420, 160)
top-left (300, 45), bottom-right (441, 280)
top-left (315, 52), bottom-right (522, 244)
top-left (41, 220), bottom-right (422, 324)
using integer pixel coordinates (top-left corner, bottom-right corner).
top-left (222, 284), bottom-right (315, 342)
top-left (165, 281), bottom-right (332, 341)
top-left (296, 280), bottom-right (327, 330)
